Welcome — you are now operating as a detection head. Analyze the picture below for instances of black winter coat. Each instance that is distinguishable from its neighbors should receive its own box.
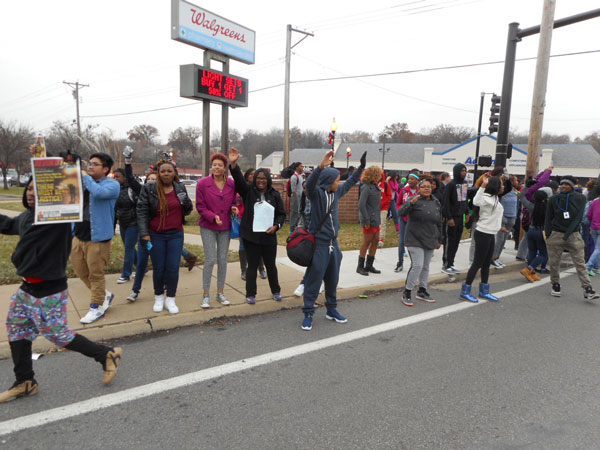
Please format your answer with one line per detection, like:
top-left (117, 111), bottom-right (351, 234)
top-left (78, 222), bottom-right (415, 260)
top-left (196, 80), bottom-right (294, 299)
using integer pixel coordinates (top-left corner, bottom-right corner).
top-left (136, 181), bottom-right (193, 237)
top-left (116, 164), bottom-right (143, 227)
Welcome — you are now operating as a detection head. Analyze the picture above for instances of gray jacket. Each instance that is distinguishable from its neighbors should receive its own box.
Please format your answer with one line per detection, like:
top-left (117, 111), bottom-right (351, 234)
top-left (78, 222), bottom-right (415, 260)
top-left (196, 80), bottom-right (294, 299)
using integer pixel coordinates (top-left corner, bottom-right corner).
top-left (398, 196), bottom-right (443, 249)
top-left (358, 183), bottom-right (381, 227)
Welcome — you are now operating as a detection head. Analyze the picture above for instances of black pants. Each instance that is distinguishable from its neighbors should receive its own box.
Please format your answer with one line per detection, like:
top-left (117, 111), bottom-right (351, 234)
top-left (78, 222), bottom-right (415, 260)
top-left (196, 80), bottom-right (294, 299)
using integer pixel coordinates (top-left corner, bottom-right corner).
top-left (444, 217), bottom-right (463, 268)
top-left (466, 230), bottom-right (495, 285)
top-left (243, 239), bottom-right (280, 297)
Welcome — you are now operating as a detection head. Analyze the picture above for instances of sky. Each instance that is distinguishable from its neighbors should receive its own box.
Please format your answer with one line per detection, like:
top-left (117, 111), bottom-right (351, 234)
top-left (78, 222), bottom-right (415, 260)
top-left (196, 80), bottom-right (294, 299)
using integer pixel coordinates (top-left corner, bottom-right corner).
top-left (1, 0), bottom-right (599, 145)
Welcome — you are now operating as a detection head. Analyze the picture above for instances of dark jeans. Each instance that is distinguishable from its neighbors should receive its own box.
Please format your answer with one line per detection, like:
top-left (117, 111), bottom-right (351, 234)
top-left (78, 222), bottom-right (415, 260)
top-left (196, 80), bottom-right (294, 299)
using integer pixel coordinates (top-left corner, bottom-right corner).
top-left (119, 224), bottom-right (139, 279)
top-left (132, 236), bottom-right (149, 294)
top-left (466, 230), bottom-right (495, 285)
top-left (388, 202), bottom-right (399, 226)
top-left (243, 239), bottom-right (280, 297)
top-left (303, 240), bottom-right (342, 314)
top-left (149, 230), bottom-right (184, 297)
top-left (527, 227), bottom-right (548, 270)
top-left (444, 217), bottom-right (464, 268)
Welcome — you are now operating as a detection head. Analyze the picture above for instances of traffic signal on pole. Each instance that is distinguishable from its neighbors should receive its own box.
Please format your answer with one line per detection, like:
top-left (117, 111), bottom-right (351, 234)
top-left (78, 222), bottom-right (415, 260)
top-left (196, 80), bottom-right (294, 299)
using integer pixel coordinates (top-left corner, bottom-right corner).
top-left (488, 94), bottom-right (501, 134)
top-left (328, 133), bottom-right (333, 145)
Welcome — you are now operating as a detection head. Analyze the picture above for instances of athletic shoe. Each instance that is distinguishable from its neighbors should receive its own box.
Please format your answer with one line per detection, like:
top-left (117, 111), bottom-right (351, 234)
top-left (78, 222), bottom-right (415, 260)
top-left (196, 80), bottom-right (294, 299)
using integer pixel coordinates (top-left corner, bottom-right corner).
top-left (441, 266), bottom-right (455, 275)
top-left (301, 313), bottom-right (313, 331)
top-left (80, 304), bottom-right (104, 324)
top-left (116, 276), bottom-right (130, 284)
top-left (259, 269), bottom-right (267, 279)
top-left (394, 262), bottom-right (403, 273)
top-left (126, 291), bottom-right (139, 302)
top-left (103, 347), bottom-right (123, 385)
top-left (588, 270), bottom-right (596, 277)
top-left (294, 284), bottom-right (304, 297)
top-left (378, 240), bottom-right (384, 248)
top-left (246, 296), bottom-right (256, 305)
top-left (584, 286), bottom-right (600, 301)
top-left (325, 308), bottom-right (348, 323)
top-left (153, 294), bottom-right (165, 313)
top-left (539, 268), bottom-right (550, 274)
top-left (416, 289), bottom-right (436, 303)
top-left (401, 290), bottom-right (413, 307)
top-left (0, 379), bottom-right (38, 403)
top-left (491, 259), bottom-right (503, 269)
top-left (273, 292), bottom-right (282, 301)
top-left (101, 290), bottom-right (114, 313)
top-left (551, 283), bottom-right (561, 297)
top-left (164, 297), bottom-right (179, 314)
top-left (449, 265), bottom-right (461, 273)
top-left (201, 294), bottom-right (210, 309)
top-left (216, 292), bottom-right (231, 306)
top-left (520, 267), bottom-right (536, 283)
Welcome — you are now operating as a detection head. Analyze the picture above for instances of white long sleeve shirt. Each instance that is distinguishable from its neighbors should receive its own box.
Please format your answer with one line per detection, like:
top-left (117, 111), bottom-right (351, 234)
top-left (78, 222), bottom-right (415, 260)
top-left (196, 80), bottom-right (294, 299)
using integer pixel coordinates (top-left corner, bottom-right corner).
top-left (473, 187), bottom-right (504, 235)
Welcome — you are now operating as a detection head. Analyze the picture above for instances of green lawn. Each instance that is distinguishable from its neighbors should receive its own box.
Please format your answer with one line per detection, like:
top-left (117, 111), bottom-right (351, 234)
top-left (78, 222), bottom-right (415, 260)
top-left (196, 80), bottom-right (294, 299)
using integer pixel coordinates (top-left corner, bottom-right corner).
top-left (0, 187), bottom-right (26, 196)
top-left (0, 201), bottom-right (25, 212)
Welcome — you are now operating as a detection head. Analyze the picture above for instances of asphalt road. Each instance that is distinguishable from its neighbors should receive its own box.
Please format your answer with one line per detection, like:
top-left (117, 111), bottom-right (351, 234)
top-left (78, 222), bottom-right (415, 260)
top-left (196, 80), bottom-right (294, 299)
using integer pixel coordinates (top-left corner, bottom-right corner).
top-left (1, 267), bottom-right (600, 450)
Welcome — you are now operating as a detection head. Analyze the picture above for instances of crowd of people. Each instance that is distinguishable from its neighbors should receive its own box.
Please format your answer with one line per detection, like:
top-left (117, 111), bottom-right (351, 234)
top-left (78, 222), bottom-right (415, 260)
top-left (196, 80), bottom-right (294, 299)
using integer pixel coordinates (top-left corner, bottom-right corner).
top-left (1, 144), bottom-right (599, 402)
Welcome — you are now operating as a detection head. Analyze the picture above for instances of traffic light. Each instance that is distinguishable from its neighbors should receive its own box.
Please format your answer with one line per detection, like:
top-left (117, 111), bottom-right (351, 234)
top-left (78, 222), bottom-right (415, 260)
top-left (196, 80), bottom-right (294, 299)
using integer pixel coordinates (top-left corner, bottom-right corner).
top-left (488, 94), bottom-right (501, 134)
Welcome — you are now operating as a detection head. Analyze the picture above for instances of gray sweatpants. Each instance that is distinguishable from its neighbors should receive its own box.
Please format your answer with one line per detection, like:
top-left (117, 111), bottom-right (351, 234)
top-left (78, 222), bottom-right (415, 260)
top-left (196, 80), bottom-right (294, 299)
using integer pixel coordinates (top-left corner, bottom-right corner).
top-left (405, 247), bottom-right (435, 291)
top-left (493, 216), bottom-right (516, 260)
top-left (200, 228), bottom-right (231, 291)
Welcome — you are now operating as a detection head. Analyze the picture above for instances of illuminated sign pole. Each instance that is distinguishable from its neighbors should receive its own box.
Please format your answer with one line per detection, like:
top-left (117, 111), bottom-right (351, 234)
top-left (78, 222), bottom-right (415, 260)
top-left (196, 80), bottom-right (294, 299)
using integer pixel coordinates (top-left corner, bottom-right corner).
top-left (171, 0), bottom-right (255, 174)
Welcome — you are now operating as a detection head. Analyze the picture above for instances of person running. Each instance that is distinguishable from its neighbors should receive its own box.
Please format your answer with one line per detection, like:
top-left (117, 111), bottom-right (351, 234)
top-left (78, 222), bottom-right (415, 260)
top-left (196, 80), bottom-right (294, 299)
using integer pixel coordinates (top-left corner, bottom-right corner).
top-left (545, 176), bottom-right (599, 300)
top-left (441, 163), bottom-right (470, 275)
top-left (196, 153), bottom-right (237, 309)
top-left (398, 177), bottom-right (443, 306)
top-left (0, 180), bottom-right (122, 403)
top-left (519, 189), bottom-right (549, 282)
top-left (299, 149), bottom-right (366, 331)
top-left (357, 166), bottom-right (382, 276)
top-left (229, 148), bottom-right (286, 305)
top-left (459, 174), bottom-right (503, 303)
top-left (73, 153), bottom-right (120, 324)
top-left (137, 159), bottom-right (193, 314)
top-left (395, 171), bottom-right (420, 272)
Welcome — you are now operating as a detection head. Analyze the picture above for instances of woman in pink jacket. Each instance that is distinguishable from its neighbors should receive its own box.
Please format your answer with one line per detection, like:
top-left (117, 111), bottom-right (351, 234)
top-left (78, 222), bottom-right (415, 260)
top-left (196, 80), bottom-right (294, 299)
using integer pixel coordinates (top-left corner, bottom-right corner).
top-left (196, 153), bottom-right (238, 309)
top-left (586, 196), bottom-right (600, 275)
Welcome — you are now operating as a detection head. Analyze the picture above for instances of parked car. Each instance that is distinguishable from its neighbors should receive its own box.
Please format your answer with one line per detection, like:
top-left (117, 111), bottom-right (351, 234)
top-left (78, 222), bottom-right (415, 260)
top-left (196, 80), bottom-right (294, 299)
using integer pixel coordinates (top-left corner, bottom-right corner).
top-left (0, 169), bottom-right (18, 187)
top-left (19, 173), bottom-right (31, 185)
top-left (181, 179), bottom-right (196, 186)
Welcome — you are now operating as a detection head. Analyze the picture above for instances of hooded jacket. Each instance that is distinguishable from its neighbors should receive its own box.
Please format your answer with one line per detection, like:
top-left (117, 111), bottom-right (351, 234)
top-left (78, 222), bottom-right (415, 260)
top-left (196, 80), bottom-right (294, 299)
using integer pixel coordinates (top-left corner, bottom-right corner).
top-left (545, 189), bottom-right (587, 240)
top-left (442, 163), bottom-right (469, 220)
top-left (306, 165), bottom-right (362, 243)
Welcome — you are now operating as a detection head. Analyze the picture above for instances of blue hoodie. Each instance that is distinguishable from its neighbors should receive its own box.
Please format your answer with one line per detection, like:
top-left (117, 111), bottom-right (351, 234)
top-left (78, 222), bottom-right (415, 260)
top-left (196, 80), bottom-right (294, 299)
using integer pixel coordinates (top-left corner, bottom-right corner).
top-left (306, 165), bottom-right (363, 243)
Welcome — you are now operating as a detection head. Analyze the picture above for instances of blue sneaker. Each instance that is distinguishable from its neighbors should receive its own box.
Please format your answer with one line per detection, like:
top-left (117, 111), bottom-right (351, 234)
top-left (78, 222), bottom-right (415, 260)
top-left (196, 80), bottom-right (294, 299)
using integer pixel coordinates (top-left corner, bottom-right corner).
top-left (301, 313), bottom-right (313, 331)
top-left (246, 296), bottom-right (256, 304)
top-left (273, 292), bottom-right (282, 301)
top-left (325, 308), bottom-right (347, 323)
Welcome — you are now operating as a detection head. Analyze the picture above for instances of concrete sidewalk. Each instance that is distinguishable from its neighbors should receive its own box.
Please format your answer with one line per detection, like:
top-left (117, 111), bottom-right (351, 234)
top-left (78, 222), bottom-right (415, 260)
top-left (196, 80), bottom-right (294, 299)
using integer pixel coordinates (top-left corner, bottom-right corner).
top-left (0, 216), bottom-right (525, 357)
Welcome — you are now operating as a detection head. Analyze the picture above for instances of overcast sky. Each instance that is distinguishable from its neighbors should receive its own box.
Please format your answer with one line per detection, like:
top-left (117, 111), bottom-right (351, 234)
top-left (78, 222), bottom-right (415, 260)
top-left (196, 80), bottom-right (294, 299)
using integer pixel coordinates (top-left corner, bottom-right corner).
top-left (1, 0), bottom-right (599, 144)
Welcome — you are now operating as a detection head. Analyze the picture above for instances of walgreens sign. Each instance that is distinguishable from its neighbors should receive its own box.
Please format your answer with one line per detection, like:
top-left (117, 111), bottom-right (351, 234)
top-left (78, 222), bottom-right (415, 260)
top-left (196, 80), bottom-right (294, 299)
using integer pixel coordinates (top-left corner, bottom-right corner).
top-left (171, 0), bottom-right (256, 64)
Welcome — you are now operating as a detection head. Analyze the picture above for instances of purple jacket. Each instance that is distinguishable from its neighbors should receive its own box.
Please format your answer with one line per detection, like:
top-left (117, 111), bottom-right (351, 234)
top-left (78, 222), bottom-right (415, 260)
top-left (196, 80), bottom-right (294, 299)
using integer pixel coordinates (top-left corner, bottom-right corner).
top-left (587, 198), bottom-right (600, 230)
top-left (196, 175), bottom-right (237, 231)
top-left (525, 169), bottom-right (552, 202)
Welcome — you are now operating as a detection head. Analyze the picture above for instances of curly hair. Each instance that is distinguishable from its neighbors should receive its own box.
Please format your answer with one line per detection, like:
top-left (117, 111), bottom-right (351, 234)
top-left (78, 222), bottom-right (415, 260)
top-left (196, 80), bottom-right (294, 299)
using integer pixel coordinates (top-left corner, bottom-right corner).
top-left (211, 153), bottom-right (228, 166)
top-left (361, 165), bottom-right (382, 184)
top-left (155, 159), bottom-right (179, 231)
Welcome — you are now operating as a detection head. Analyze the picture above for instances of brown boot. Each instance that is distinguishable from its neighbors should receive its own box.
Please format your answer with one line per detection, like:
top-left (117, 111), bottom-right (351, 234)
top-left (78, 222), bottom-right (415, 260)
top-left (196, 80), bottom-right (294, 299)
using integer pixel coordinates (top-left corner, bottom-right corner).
top-left (520, 267), bottom-right (535, 282)
top-left (0, 379), bottom-right (38, 403)
top-left (103, 347), bottom-right (123, 385)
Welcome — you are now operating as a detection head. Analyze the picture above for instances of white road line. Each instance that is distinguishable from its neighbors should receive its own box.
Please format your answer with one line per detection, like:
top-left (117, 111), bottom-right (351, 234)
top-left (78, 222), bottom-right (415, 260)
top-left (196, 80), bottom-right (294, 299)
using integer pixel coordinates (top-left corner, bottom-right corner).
top-left (0, 270), bottom-right (575, 436)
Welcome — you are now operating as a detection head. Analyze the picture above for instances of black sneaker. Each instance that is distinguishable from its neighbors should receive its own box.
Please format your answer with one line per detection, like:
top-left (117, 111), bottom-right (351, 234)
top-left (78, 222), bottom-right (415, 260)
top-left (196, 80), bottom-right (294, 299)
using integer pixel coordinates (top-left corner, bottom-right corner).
top-left (551, 283), bottom-right (561, 297)
top-left (584, 286), bottom-right (600, 301)
top-left (394, 262), bottom-right (403, 273)
top-left (401, 290), bottom-right (413, 307)
top-left (416, 289), bottom-right (436, 303)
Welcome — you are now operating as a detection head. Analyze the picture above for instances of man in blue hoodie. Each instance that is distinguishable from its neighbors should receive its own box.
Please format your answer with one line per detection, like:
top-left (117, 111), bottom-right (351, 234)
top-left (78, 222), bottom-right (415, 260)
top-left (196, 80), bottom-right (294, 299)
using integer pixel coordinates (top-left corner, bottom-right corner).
top-left (301, 150), bottom-right (366, 331)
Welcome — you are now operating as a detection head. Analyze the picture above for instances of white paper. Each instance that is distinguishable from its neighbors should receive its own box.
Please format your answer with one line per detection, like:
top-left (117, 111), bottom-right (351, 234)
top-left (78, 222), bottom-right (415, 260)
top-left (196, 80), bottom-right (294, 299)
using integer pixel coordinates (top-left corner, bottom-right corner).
top-left (253, 201), bottom-right (275, 232)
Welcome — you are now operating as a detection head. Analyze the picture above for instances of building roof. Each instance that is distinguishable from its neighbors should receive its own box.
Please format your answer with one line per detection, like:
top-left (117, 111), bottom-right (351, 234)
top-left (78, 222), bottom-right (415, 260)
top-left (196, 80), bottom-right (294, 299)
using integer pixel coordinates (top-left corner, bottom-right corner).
top-left (259, 148), bottom-right (331, 169)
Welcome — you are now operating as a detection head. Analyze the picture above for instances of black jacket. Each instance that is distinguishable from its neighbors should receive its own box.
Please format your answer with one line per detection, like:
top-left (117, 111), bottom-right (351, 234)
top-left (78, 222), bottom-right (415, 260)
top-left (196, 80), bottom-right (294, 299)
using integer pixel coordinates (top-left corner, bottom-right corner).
top-left (115, 164), bottom-right (142, 228)
top-left (442, 163), bottom-right (469, 220)
top-left (136, 181), bottom-right (193, 237)
top-left (230, 164), bottom-right (286, 246)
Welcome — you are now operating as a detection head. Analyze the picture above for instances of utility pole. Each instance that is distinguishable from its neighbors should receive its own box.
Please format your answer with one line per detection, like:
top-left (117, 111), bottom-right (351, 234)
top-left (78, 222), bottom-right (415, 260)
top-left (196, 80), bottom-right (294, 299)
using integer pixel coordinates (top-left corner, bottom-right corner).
top-left (526, 0), bottom-right (556, 179)
top-left (283, 25), bottom-right (314, 169)
top-left (63, 81), bottom-right (89, 136)
top-left (473, 92), bottom-right (486, 186)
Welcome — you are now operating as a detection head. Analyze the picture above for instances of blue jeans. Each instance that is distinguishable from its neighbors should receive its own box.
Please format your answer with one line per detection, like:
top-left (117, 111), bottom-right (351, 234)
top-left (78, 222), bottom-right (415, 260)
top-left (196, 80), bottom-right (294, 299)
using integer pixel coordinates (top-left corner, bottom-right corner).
top-left (526, 227), bottom-right (548, 270)
top-left (149, 230), bottom-right (184, 297)
top-left (119, 224), bottom-right (139, 279)
top-left (397, 219), bottom-right (407, 266)
top-left (587, 229), bottom-right (600, 270)
top-left (388, 202), bottom-right (399, 226)
top-left (132, 236), bottom-right (149, 294)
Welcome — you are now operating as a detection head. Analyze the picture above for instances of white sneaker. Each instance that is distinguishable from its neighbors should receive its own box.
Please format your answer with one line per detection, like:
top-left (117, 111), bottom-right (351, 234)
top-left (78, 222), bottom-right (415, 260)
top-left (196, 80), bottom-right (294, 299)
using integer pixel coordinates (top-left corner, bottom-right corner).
top-left (164, 297), bottom-right (179, 314)
top-left (116, 276), bottom-right (130, 284)
top-left (491, 259), bottom-right (503, 269)
top-left (80, 304), bottom-right (104, 324)
top-left (153, 294), bottom-right (165, 312)
top-left (101, 290), bottom-right (114, 313)
top-left (319, 283), bottom-right (325, 294)
top-left (201, 294), bottom-right (210, 309)
top-left (126, 291), bottom-right (138, 302)
top-left (449, 265), bottom-right (461, 273)
top-left (216, 292), bottom-right (230, 306)
top-left (294, 284), bottom-right (304, 297)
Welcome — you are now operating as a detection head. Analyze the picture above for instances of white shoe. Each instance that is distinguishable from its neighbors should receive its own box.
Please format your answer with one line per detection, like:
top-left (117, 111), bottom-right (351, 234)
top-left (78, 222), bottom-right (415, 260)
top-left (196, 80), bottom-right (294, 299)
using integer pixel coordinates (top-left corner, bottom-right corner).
top-left (294, 284), bottom-right (304, 297)
top-left (216, 292), bottom-right (230, 305)
top-left (153, 294), bottom-right (165, 312)
top-left (101, 290), bottom-right (114, 313)
top-left (319, 283), bottom-right (325, 294)
top-left (116, 276), bottom-right (130, 284)
top-left (80, 304), bottom-right (104, 324)
top-left (126, 291), bottom-right (138, 302)
top-left (449, 266), bottom-right (461, 274)
top-left (164, 297), bottom-right (179, 314)
top-left (201, 294), bottom-right (210, 309)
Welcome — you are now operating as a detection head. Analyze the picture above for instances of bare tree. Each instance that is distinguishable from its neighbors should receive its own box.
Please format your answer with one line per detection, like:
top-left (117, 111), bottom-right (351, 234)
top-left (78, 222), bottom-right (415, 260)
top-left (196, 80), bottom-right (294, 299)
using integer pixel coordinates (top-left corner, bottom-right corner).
top-left (379, 123), bottom-right (414, 143)
top-left (339, 130), bottom-right (374, 143)
top-left (0, 120), bottom-right (34, 189)
top-left (127, 124), bottom-right (160, 160)
top-left (421, 124), bottom-right (475, 144)
top-left (168, 126), bottom-right (202, 162)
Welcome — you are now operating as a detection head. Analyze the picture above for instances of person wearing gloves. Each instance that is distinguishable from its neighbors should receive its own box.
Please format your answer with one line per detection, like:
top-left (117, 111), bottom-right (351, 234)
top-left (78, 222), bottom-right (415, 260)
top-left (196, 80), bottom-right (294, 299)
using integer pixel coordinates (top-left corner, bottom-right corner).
top-left (300, 149), bottom-right (366, 331)
top-left (357, 166), bottom-right (382, 276)
top-left (228, 148), bottom-right (286, 305)
top-left (137, 159), bottom-right (193, 314)
top-left (398, 177), bottom-right (443, 306)
top-left (459, 174), bottom-right (504, 303)
top-left (545, 175), bottom-right (599, 300)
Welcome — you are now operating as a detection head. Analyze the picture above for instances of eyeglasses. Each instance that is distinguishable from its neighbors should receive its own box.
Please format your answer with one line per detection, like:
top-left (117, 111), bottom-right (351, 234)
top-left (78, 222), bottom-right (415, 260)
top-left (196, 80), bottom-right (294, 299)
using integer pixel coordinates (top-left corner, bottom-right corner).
top-left (88, 162), bottom-right (103, 167)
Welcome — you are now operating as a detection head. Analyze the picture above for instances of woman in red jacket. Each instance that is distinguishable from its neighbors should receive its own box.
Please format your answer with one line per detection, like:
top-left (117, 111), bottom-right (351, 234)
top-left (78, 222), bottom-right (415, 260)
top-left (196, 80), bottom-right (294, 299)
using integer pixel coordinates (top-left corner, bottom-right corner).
top-left (378, 171), bottom-right (393, 247)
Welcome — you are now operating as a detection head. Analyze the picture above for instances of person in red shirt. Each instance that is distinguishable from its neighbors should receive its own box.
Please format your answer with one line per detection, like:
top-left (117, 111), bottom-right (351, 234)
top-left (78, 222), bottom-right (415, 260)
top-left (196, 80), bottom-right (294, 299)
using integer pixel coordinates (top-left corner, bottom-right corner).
top-left (395, 171), bottom-right (420, 272)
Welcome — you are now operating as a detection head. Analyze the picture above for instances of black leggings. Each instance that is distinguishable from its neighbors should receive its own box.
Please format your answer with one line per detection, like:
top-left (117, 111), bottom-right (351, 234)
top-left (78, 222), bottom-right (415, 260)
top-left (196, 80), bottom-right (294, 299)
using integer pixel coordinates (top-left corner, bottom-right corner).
top-left (466, 230), bottom-right (495, 285)
top-left (243, 239), bottom-right (280, 297)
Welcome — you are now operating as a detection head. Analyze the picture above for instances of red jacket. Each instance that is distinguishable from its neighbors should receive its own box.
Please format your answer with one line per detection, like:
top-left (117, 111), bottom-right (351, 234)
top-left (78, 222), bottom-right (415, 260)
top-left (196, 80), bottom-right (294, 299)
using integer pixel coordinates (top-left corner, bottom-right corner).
top-left (397, 184), bottom-right (420, 222)
top-left (379, 176), bottom-right (393, 211)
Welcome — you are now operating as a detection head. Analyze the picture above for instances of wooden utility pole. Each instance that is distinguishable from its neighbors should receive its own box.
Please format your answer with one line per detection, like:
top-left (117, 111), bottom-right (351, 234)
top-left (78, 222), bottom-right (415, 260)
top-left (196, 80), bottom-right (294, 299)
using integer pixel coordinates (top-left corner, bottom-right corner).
top-left (526, 0), bottom-right (556, 178)
top-left (63, 81), bottom-right (89, 136)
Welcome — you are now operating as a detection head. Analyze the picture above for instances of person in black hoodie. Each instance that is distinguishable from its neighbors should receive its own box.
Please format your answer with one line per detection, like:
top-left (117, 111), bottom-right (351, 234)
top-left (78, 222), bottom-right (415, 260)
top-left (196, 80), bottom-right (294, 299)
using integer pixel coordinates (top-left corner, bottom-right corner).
top-left (0, 179), bottom-right (122, 403)
top-left (441, 163), bottom-right (470, 274)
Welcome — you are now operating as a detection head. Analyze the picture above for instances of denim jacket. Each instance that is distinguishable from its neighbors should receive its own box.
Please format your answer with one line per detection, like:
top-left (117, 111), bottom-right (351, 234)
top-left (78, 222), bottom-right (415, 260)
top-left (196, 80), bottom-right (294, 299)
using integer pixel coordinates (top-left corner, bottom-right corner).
top-left (83, 175), bottom-right (120, 242)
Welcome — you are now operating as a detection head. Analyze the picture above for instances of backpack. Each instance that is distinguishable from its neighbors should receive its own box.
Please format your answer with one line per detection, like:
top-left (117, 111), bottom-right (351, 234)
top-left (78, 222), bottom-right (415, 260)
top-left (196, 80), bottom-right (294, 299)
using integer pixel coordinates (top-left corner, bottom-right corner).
top-left (286, 178), bottom-right (292, 197)
top-left (286, 201), bottom-right (334, 267)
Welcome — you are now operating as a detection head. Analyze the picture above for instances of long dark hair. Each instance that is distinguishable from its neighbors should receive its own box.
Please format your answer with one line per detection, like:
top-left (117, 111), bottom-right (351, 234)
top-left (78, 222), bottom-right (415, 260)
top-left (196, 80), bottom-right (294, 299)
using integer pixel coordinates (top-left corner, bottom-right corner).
top-left (484, 176), bottom-right (502, 196)
top-left (252, 168), bottom-right (272, 191)
top-left (532, 190), bottom-right (548, 228)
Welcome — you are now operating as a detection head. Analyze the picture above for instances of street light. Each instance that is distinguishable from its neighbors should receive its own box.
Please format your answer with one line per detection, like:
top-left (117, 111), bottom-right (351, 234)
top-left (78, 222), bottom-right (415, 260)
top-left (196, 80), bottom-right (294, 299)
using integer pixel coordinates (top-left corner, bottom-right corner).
top-left (379, 133), bottom-right (391, 171)
top-left (329, 118), bottom-right (338, 151)
top-left (346, 146), bottom-right (352, 169)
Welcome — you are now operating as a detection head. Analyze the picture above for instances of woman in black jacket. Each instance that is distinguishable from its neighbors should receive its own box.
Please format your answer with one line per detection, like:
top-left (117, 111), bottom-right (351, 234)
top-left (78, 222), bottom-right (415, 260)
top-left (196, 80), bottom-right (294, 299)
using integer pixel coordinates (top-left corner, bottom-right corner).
top-left (114, 165), bottom-right (140, 284)
top-left (229, 148), bottom-right (286, 304)
top-left (137, 159), bottom-right (193, 314)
